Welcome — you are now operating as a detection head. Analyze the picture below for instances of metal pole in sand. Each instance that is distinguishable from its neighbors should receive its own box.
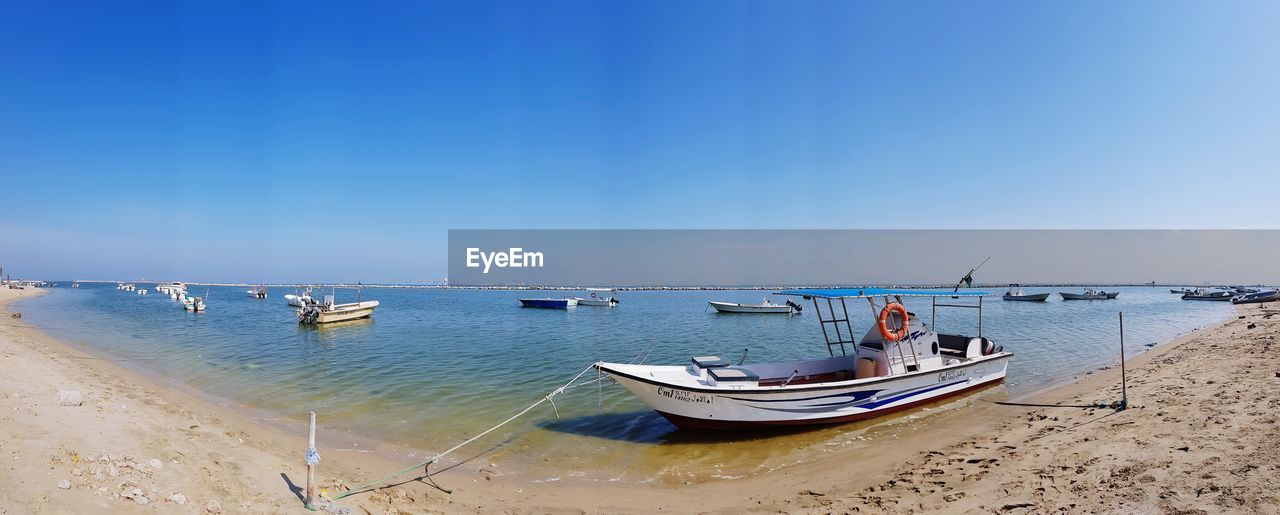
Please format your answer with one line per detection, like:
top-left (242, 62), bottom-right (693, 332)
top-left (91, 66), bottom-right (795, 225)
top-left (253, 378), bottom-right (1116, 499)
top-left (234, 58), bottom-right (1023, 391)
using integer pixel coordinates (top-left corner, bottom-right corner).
top-left (306, 412), bottom-right (317, 508)
top-left (1119, 312), bottom-right (1127, 411)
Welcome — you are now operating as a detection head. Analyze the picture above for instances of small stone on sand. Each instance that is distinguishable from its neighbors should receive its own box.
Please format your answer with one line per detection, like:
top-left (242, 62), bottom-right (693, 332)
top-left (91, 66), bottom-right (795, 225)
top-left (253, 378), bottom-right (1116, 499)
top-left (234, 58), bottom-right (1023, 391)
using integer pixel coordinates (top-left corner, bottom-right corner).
top-left (205, 499), bottom-right (222, 513)
top-left (149, 458), bottom-right (163, 469)
top-left (57, 479), bottom-right (71, 490)
top-left (169, 493), bottom-right (187, 505)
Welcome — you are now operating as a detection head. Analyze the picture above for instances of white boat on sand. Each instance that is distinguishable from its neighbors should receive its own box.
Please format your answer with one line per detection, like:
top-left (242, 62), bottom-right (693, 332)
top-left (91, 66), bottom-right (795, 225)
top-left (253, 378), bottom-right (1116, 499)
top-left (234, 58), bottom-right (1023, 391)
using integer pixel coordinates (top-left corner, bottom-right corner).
top-left (598, 289), bottom-right (1010, 430)
top-left (708, 298), bottom-right (802, 314)
top-left (297, 290), bottom-right (378, 324)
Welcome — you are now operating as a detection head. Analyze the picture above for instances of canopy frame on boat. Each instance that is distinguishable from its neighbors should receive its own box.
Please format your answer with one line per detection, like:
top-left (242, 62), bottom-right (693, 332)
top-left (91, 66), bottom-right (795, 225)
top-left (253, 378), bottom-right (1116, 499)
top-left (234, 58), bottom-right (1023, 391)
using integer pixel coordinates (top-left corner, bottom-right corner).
top-left (777, 288), bottom-right (991, 358)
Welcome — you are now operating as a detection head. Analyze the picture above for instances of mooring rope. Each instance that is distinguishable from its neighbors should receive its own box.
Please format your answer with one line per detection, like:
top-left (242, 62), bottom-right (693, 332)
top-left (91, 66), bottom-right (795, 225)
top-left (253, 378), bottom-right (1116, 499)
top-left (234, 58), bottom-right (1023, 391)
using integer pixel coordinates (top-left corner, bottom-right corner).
top-left (329, 362), bottom-right (601, 501)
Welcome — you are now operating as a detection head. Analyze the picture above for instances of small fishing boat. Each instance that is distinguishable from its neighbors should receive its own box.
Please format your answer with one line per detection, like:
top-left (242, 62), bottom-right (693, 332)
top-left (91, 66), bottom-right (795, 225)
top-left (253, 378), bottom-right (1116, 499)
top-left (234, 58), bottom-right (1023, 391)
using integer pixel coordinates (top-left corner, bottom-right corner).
top-left (182, 295), bottom-right (206, 311)
top-left (576, 288), bottom-right (619, 307)
top-left (708, 299), bottom-right (802, 314)
top-left (1059, 288), bottom-right (1116, 300)
top-left (1182, 289), bottom-right (1233, 301)
top-left (72, 282), bottom-right (80, 288)
top-left (1170, 288), bottom-right (1193, 294)
top-left (597, 289), bottom-right (1010, 429)
top-left (284, 287), bottom-right (314, 307)
top-left (137, 289), bottom-right (147, 296)
top-left (1002, 284), bottom-right (1049, 302)
top-left (297, 290), bottom-right (379, 324)
top-left (518, 297), bottom-right (579, 309)
top-left (1232, 290), bottom-right (1280, 304)
top-left (246, 285), bottom-right (267, 299)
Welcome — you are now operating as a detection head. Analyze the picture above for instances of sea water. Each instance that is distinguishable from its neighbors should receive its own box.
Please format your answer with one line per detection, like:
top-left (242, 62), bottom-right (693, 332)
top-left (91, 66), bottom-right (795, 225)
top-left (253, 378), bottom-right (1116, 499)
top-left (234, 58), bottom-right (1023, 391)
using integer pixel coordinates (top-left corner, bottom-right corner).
top-left (17, 284), bottom-right (1232, 482)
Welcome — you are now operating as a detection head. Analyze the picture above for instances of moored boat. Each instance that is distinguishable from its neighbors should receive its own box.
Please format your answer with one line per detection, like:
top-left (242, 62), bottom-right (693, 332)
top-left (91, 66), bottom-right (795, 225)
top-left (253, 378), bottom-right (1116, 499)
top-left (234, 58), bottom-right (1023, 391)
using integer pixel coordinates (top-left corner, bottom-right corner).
top-left (1182, 289), bottom-right (1233, 301)
top-left (1002, 284), bottom-right (1049, 302)
top-left (1231, 290), bottom-right (1279, 304)
top-left (284, 287), bottom-right (315, 307)
top-left (297, 289), bottom-right (378, 324)
top-left (518, 297), bottom-right (579, 309)
top-left (597, 289), bottom-right (1010, 429)
top-left (576, 288), bottom-right (619, 307)
top-left (247, 285), bottom-right (267, 299)
top-left (1059, 288), bottom-right (1115, 300)
top-left (708, 299), bottom-right (802, 314)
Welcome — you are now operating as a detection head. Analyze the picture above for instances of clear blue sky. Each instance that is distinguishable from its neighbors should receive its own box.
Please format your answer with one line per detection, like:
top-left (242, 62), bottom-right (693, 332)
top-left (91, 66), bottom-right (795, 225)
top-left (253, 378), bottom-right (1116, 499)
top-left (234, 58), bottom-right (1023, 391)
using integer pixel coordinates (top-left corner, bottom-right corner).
top-left (2, 1), bottom-right (1277, 282)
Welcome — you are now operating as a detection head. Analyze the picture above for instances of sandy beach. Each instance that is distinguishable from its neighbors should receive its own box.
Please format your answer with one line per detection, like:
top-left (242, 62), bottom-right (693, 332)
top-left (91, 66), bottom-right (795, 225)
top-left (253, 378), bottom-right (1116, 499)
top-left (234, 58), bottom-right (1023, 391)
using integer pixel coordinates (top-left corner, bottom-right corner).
top-left (2, 285), bottom-right (1277, 513)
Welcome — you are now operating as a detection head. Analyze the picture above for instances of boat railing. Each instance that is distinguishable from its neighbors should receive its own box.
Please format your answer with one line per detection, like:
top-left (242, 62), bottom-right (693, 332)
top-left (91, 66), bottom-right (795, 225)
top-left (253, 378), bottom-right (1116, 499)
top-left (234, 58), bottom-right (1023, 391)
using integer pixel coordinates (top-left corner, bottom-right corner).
top-left (809, 297), bottom-right (856, 357)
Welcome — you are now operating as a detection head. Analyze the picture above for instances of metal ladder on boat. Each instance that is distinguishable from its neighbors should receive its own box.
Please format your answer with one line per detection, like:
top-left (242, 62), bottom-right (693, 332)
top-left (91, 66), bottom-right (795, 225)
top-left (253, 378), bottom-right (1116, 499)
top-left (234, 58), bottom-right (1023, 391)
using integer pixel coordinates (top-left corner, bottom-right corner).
top-left (811, 297), bottom-right (857, 357)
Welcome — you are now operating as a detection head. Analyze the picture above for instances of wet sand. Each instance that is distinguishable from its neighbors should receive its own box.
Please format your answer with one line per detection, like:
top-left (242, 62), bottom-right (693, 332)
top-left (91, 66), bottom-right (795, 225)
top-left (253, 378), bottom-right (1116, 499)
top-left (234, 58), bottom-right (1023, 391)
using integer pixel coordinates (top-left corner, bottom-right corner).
top-left (2, 286), bottom-right (1276, 513)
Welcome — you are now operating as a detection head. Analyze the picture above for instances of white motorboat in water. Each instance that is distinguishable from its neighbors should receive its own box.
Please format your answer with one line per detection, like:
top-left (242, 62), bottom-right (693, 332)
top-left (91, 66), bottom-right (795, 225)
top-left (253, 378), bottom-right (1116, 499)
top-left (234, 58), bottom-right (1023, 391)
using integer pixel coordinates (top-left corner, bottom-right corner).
top-left (1182, 289), bottom-right (1233, 301)
top-left (708, 298), bottom-right (802, 314)
top-left (284, 287), bottom-right (315, 307)
top-left (182, 294), bottom-right (206, 312)
top-left (1002, 284), bottom-right (1049, 302)
top-left (1059, 288), bottom-right (1117, 300)
top-left (576, 288), bottom-right (619, 307)
top-left (297, 289), bottom-right (378, 324)
top-left (247, 285), bottom-right (267, 299)
top-left (597, 289), bottom-right (1010, 429)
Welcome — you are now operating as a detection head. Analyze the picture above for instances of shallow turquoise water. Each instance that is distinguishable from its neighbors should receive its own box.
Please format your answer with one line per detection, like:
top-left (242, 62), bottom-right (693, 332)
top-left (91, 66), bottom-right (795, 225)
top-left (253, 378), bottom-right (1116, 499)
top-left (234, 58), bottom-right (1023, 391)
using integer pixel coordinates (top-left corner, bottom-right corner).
top-left (17, 284), bottom-right (1231, 480)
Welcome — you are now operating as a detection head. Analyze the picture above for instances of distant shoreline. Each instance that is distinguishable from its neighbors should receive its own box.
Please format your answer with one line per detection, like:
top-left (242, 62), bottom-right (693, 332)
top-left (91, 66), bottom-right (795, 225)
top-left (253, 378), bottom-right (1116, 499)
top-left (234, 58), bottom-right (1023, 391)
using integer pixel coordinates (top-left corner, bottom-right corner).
top-left (38, 281), bottom-right (1259, 291)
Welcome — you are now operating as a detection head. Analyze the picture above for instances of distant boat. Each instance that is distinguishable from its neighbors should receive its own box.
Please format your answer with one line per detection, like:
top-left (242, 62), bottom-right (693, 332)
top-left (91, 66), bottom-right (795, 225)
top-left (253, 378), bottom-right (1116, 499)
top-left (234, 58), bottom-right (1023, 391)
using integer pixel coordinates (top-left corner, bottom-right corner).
top-left (1002, 284), bottom-right (1049, 302)
top-left (576, 288), bottom-right (619, 307)
top-left (518, 298), bottom-right (579, 309)
top-left (247, 285), bottom-right (267, 299)
top-left (1059, 289), bottom-right (1116, 300)
top-left (708, 299), bottom-right (802, 314)
top-left (137, 289), bottom-right (147, 296)
top-left (1232, 290), bottom-right (1279, 304)
top-left (297, 290), bottom-right (378, 324)
top-left (284, 287), bottom-right (315, 307)
top-left (1181, 289), bottom-right (1232, 301)
top-left (1170, 288), bottom-right (1193, 294)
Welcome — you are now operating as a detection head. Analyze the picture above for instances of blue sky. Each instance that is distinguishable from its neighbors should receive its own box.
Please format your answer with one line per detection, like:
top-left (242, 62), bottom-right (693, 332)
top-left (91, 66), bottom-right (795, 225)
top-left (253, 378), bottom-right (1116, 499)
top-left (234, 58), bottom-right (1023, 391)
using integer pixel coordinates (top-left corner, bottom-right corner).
top-left (2, 1), bottom-right (1277, 282)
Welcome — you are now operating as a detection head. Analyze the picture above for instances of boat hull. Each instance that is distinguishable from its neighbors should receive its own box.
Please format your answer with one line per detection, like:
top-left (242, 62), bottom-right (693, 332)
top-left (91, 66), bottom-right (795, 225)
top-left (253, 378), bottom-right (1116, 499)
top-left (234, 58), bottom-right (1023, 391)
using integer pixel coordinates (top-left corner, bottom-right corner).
top-left (576, 298), bottom-right (616, 306)
top-left (1059, 292), bottom-right (1109, 300)
top-left (1232, 290), bottom-right (1280, 304)
top-left (598, 354), bottom-right (1009, 429)
top-left (519, 298), bottom-right (578, 309)
top-left (1002, 293), bottom-right (1049, 302)
top-left (708, 301), bottom-right (794, 314)
top-left (298, 301), bottom-right (379, 323)
top-left (314, 306), bottom-right (376, 322)
top-left (1182, 294), bottom-right (1232, 301)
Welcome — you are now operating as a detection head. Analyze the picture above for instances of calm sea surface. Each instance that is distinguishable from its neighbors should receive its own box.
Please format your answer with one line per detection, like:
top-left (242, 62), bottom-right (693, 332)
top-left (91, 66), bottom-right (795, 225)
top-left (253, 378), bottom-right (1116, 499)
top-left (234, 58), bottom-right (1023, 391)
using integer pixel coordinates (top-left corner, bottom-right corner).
top-left (17, 284), bottom-right (1232, 482)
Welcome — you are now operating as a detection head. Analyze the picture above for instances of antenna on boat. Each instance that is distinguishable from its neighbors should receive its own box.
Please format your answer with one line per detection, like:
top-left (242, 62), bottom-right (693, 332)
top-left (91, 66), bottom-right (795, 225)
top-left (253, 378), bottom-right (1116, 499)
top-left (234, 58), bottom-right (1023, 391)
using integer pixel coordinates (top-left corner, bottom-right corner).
top-left (952, 257), bottom-right (991, 292)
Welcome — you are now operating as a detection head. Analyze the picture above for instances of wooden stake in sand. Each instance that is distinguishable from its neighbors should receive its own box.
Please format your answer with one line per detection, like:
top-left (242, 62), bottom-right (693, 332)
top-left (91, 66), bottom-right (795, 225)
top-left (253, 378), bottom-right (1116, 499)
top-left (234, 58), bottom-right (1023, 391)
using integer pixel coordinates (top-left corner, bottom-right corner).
top-left (1119, 312), bottom-right (1128, 411)
top-left (306, 411), bottom-right (318, 509)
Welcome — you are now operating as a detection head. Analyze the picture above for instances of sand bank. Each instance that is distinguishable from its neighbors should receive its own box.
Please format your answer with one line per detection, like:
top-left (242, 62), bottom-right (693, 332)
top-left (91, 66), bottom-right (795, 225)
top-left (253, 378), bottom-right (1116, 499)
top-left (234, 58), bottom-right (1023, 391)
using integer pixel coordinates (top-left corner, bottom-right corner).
top-left (2, 286), bottom-right (1275, 513)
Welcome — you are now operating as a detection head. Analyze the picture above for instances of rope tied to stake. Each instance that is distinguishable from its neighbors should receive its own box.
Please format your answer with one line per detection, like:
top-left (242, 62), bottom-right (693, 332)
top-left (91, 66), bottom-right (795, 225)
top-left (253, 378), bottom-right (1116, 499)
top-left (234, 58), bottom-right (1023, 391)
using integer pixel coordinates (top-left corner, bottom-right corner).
top-left (328, 363), bottom-right (601, 501)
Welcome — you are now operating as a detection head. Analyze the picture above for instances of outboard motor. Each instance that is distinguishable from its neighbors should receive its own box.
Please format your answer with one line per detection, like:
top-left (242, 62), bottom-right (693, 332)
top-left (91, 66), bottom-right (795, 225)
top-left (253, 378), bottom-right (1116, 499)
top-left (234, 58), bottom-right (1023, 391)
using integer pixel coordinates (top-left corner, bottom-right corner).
top-left (785, 300), bottom-right (803, 313)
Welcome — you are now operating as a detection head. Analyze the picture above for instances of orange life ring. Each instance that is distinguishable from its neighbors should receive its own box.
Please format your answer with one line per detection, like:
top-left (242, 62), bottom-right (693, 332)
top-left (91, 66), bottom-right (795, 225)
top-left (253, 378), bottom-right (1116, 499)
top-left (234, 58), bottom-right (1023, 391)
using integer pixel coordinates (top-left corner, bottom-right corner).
top-left (877, 303), bottom-right (910, 342)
